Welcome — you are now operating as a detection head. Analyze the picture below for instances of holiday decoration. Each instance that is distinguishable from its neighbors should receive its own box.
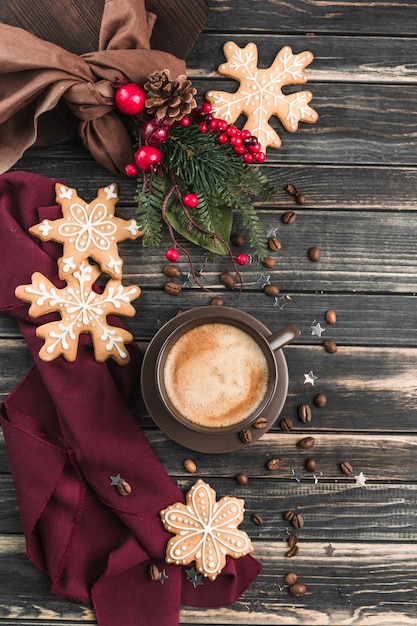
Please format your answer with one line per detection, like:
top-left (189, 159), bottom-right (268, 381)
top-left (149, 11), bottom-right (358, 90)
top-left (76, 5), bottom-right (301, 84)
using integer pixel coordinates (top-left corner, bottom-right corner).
top-left (205, 42), bottom-right (318, 152)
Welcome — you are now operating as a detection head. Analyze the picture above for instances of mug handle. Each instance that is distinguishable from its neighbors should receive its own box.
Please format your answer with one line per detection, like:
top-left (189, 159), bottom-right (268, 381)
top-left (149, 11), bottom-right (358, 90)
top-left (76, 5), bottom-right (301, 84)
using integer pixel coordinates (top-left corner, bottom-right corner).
top-left (266, 323), bottom-right (300, 353)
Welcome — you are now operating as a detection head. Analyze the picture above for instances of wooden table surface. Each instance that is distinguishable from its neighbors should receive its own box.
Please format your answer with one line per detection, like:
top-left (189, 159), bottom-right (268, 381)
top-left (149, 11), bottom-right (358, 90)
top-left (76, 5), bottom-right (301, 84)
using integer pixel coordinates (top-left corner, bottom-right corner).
top-left (1, 1), bottom-right (417, 624)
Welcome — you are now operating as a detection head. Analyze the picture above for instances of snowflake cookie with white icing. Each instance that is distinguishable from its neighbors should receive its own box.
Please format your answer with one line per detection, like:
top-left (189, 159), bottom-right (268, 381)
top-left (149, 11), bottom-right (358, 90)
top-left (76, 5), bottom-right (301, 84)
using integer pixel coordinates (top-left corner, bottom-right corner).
top-left (29, 183), bottom-right (143, 280)
top-left (15, 261), bottom-right (140, 364)
top-left (160, 479), bottom-right (253, 580)
top-left (206, 41), bottom-right (318, 152)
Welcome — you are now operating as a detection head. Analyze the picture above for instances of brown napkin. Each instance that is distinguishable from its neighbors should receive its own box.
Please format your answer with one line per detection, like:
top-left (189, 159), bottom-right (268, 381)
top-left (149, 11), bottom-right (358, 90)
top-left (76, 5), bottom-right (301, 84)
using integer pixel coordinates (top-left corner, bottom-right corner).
top-left (0, 0), bottom-right (186, 174)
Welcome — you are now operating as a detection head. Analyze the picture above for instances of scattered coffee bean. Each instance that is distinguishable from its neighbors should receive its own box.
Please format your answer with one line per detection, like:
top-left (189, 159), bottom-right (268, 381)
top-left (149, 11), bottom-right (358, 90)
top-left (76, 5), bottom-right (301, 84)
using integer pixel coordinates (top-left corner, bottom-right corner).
top-left (285, 545), bottom-right (299, 558)
top-left (252, 416), bottom-right (268, 429)
top-left (285, 571), bottom-right (298, 585)
top-left (289, 582), bottom-right (307, 597)
top-left (297, 436), bottom-right (315, 449)
top-left (340, 461), bottom-right (354, 475)
top-left (236, 472), bottom-right (249, 485)
top-left (117, 479), bottom-right (132, 496)
top-left (163, 264), bottom-right (181, 277)
top-left (325, 309), bottom-right (337, 324)
top-left (148, 564), bottom-right (161, 582)
top-left (264, 284), bottom-right (280, 297)
top-left (183, 459), bottom-right (197, 473)
top-left (251, 513), bottom-right (264, 526)
top-left (324, 339), bottom-right (337, 353)
top-left (239, 429), bottom-right (252, 444)
top-left (308, 246), bottom-right (320, 262)
top-left (313, 392), bottom-right (327, 408)
top-left (268, 236), bottom-right (282, 251)
top-left (262, 256), bottom-right (276, 269)
top-left (210, 296), bottom-right (224, 306)
top-left (285, 183), bottom-right (298, 196)
top-left (298, 403), bottom-right (312, 424)
top-left (282, 210), bottom-right (297, 224)
top-left (164, 281), bottom-right (181, 296)
top-left (287, 534), bottom-right (298, 548)
top-left (283, 510), bottom-right (295, 522)
top-left (231, 232), bottom-right (245, 247)
top-left (220, 271), bottom-right (236, 290)
top-left (279, 417), bottom-right (294, 431)
top-left (304, 457), bottom-right (317, 473)
top-left (295, 192), bottom-right (306, 205)
top-left (291, 514), bottom-right (304, 529)
top-left (267, 457), bottom-right (284, 471)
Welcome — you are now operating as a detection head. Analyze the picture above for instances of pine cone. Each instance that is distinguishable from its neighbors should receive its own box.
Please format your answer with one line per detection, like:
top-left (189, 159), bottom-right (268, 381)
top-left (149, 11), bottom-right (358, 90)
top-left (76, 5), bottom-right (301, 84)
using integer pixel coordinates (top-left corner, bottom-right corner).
top-left (144, 70), bottom-right (197, 122)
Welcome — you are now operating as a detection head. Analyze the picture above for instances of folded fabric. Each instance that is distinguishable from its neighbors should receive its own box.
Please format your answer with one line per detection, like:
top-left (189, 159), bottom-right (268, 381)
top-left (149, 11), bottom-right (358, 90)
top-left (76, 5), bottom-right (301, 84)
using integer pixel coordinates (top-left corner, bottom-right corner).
top-left (0, 170), bottom-right (262, 625)
top-left (0, 0), bottom-right (186, 175)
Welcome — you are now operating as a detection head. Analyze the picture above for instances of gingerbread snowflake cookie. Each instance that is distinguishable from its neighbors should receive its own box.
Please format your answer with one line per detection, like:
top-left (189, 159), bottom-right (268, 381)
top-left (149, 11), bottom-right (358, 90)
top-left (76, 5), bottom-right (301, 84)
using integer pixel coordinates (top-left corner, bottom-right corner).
top-left (15, 261), bottom-right (140, 364)
top-left (29, 183), bottom-right (143, 280)
top-left (160, 479), bottom-right (253, 580)
top-left (206, 41), bottom-right (318, 152)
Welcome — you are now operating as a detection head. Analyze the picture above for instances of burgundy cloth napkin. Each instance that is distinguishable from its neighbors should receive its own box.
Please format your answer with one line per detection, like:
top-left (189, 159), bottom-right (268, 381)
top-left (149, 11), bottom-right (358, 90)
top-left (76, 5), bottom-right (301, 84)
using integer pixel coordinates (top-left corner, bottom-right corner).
top-left (0, 170), bottom-right (262, 625)
top-left (0, 0), bottom-right (186, 175)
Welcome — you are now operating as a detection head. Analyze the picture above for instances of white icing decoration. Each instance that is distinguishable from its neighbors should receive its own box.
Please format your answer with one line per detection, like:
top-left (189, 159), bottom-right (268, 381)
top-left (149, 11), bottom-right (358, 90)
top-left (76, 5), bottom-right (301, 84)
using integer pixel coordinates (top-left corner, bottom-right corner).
top-left (104, 184), bottom-right (118, 200)
top-left (58, 185), bottom-right (73, 200)
top-left (61, 257), bottom-right (76, 273)
top-left (57, 202), bottom-right (118, 253)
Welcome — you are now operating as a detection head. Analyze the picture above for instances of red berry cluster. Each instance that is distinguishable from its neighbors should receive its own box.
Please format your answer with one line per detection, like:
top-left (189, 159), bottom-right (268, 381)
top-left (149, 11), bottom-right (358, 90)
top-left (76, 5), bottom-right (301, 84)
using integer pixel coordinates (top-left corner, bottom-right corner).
top-left (191, 102), bottom-right (266, 164)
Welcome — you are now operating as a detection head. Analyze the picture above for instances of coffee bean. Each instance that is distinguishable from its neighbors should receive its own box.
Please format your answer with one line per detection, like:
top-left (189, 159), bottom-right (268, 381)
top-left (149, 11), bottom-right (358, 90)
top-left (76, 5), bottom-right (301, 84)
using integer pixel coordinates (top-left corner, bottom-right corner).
top-left (183, 459), bottom-right (197, 473)
top-left (251, 513), bottom-right (264, 526)
top-left (304, 457), bottom-right (317, 473)
top-left (231, 232), bottom-right (245, 247)
top-left (252, 416), bottom-right (268, 429)
top-left (267, 457), bottom-right (284, 471)
top-left (164, 281), bottom-right (181, 296)
top-left (284, 571), bottom-right (298, 585)
top-left (285, 545), bottom-right (299, 558)
top-left (287, 534), bottom-right (298, 548)
top-left (220, 271), bottom-right (236, 290)
top-left (239, 429), bottom-right (252, 444)
top-left (117, 479), bottom-right (132, 497)
top-left (283, 510), bottom-right (295, 522)
top-left (268, 236), bottom-right (282, 251)
top-left (282, 210), bottom-right (297, 224)
top-left (148, 564), bottom-right (161, 582)
top-left (313, 392), bottom-right (327, 408)
top-left (298, 403), bottom-right (312, 423)
top-left (264, 284), bottom-right (280, 297)
top-left (235, 472), bottom-right (249, 485)
top-left (340, 461), bottom-right (354, 475)
top-left (279, 417), bottom-right (294, 432)
top-left (163, 264), bottom-right (181, 277)
top-left (295, 192), bottom-right (306, 205)
top-left (291, 514), bottom-right (304, 529)
top-left (297, 436), bottom-right (315, 449)
top-left (210, 296), bottom-right (224, 306)
top-left (324, 339), bottom-right (338, 353)
top-left (308, 246), bottom-right (320, 262)
top-left (285, 183), bottom-right (298, 196)
top-left (325, 309), bottom-right (337, 324)
top-left (289, 582), bottom-right (307, 597)
top-left (262, 256), bottom-right (276, 269)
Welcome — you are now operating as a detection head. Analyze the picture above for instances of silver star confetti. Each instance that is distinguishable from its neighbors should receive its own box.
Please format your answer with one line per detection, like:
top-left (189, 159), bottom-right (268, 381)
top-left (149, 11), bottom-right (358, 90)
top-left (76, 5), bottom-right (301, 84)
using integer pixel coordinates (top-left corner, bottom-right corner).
top-left (265, 225), bottom-right (278, 238)
top-left (354, 471), bottom-right (368, 487)
top-left (159, 569), bottom-right (168, 584)
top-left (276, 576), bottom-right (288, 591)
top-left (276, 527), bottom-right (292, 541)
top-left (325, 542), bottom-right (336, 557)
top-left (110, 473), bottom-right (122, 486)
top-left (274, 294), bottom-right (292, 310)
top-left (291, 468), bottom-right (304, 483)
top-left (257, 272), bottom-right (271, 287)
top-left (186, 567), bottom-right (204, 588)
top-left (304, 370), bottom-right (318, 385)
top-left (311, 321), bottom-right (325, 338)
top-left (312, 471), bottom-right (323, 484)
top-left (246, 600), bottom-right (260, 613)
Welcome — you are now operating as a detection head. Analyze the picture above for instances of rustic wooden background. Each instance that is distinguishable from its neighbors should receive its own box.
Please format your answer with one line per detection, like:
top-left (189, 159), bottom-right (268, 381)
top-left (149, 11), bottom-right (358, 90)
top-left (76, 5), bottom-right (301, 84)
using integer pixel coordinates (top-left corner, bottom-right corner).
top-left (1, 0), bottom-right (417, 624)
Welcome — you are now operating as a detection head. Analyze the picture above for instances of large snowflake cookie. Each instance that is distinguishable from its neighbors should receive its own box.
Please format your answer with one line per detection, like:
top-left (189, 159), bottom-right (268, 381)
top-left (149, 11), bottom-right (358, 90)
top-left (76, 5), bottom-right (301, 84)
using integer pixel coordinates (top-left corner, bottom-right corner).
top-left (29, 183), bottom-right (143, 280)
top-left (206, 41), bottom-right (318, 151)
top-left (15, 261), bottom-right (140, 364)
top-left (160, 479), bottom-right (253, 580)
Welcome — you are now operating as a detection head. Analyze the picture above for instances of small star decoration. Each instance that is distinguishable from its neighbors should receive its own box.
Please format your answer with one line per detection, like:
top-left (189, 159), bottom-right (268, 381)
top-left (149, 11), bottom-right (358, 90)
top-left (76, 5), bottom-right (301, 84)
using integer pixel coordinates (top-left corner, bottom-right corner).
top-left (325, 542), bottom-right (337, 557)
top-left (291, 468), bottom-right (304, 483)
top-left (304, 370), bottom-right (318, 385)
top-left (276, 576), bottom-right (288, 591)
top-left (311, 321), bottom-right (325, 338)
top-left (186, 567), bottom-right (204, 588)
top-left (354, 471), bottom-right (368, 487)
top-left (110, 473), bottom-right (122, 486)
top-left (246, 600), bottom-right (260, 613)
top-left (159, 569), bottom-right (168, 584)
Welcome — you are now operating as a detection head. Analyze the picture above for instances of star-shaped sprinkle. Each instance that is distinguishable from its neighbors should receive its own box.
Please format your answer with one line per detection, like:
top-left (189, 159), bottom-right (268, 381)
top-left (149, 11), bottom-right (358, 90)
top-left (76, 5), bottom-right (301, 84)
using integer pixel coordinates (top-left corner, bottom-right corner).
top-left (325, 542), bottom-right (336, 557)
top-left (159, 569), bottom-right (168, 584)
top-left (311, 321), bottom-right (325, 338)
top-left (110, 473), bottom-right (122, 486)
top-left (186, 567), bottom-right (204, 588)
top-left (276, 527), bottom-right (292, 541)
top-left (276, 576), bottom-right (288, 591)
top-left (246, 600), bottom-right (260, 613)
top-left (257, 272), bottom-right (271, 287)
top-left (312, 471), bottom-right (323, 484)
top-left (265, 225), bottom-right (278, 238)
top-left (291, 468), bottom-right (304, 483)
top-left (274, 295), bottom-right (292, 310)
top-left (354, 471), bottom-right (368, 487)
top-left (304, 370), bottom-right (318, 385)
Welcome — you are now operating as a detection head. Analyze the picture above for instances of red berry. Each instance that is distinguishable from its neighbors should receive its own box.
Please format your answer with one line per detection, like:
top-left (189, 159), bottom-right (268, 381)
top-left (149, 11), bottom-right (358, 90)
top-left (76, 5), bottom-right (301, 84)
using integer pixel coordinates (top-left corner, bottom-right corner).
top-left (217, 133), bottom-right (229, 145)
top-left (254, 151), bottom-right (266, 163)
top-left (115, 83), bottom-right (146, 115)
top-left (179, 116), bottom-right (191, 126)
top-left (236, 253), bottom-right (250, 265)
top-left (226, 125), bottom-right (239, 136)
top-left (183, 193), bottom-right (199, 208)
top-left (165, 248), bottom-right (180, 262)
top-left (229, 136), bottom-right (243, 147)
top-left (242, 153), bottom-right (254, 164)
top-left (241, 129), bottom-right (252, 139)
top-left (142, 118), bottom-right (169, 146)
top-left (234, 145), bottom-right (246, 155)
top-left (134, 145), bottom-right (162, 172)
top-left (217, 120), bottom-right (228, 132)
top-left (198, 122), bottom-right (209, 133)
top-left (209, 119), bottom-right (220, 131)
top-left (248, 142), bottom-right (261, 154)
top-left (202, 102), bottom-right (213, 114)
top-left (124, 163), bottom-right (138, 177)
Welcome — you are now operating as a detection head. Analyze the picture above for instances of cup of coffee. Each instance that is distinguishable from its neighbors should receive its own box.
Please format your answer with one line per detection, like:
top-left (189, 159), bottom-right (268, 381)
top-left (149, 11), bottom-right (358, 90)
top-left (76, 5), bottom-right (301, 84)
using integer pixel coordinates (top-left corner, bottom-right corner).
top-left (148, 306), bottom-right (299, 436)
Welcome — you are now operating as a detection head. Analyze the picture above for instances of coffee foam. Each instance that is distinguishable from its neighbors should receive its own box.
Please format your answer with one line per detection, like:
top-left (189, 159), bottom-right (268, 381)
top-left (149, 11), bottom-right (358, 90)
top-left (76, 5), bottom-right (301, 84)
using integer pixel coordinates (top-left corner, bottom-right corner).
top-left (162, 323), bottom-right (269, 428)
